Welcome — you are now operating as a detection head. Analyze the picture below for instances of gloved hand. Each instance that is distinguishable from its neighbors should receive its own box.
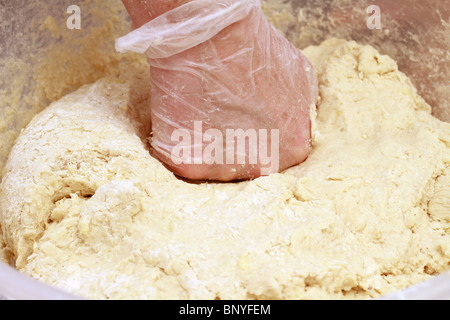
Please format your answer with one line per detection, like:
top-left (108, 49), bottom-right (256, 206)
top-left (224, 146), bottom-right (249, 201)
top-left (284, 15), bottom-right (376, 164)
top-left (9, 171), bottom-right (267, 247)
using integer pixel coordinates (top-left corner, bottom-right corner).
top-left (117, 0), bottom-right (318, 181)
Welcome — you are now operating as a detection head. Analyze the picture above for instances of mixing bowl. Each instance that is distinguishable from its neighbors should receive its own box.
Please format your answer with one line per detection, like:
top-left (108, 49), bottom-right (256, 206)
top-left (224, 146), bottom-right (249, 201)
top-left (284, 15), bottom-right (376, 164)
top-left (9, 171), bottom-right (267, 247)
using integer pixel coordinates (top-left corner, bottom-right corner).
top-left (0, 0), bottom-right (449, 300)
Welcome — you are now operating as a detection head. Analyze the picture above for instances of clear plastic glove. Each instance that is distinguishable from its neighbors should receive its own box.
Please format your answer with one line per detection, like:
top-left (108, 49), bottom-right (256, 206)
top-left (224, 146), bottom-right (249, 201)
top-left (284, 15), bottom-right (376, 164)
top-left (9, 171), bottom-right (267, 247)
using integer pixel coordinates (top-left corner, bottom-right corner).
top-left (117, 0), bottom-right (318, 181)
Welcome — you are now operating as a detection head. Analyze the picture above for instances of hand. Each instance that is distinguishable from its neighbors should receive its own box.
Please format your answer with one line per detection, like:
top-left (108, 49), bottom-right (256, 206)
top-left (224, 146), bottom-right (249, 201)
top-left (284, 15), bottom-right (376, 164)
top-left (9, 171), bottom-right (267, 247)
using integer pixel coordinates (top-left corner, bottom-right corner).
top-left (120, 0), bottom-right (318, 181)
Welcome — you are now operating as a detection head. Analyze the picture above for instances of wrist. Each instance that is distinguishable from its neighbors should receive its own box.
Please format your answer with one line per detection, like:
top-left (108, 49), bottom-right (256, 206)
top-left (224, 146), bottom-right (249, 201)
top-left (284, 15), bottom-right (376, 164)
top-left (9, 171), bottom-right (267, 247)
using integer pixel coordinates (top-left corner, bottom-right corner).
top-left (122, 0), bottom-right (193, 28)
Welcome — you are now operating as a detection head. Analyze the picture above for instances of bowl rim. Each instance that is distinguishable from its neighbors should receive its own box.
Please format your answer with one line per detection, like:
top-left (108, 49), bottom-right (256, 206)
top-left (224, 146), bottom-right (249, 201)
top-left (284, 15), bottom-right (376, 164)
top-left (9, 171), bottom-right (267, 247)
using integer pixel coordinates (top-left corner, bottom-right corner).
top-left (0, 261), bottom-right (81, 300)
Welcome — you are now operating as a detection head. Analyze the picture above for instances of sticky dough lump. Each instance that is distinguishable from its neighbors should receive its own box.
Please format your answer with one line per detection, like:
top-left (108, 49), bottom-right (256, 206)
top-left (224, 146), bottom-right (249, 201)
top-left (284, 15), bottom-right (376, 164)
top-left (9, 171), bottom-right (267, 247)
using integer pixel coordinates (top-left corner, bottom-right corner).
top-left (1, 39), bottom-right (450, 300)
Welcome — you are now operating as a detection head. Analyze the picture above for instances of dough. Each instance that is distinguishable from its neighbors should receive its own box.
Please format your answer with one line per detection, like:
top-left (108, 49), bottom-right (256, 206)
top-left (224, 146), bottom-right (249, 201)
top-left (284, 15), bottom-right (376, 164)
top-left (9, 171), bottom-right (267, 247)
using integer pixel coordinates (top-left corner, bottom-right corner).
top-left (0, 39), bottom-right (449, 300)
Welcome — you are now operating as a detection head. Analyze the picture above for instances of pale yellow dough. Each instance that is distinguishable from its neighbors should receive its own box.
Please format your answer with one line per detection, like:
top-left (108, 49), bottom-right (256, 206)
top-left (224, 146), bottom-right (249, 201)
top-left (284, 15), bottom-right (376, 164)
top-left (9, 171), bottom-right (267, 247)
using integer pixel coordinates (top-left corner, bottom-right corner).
top-left (1, 39), bottom-right (449, 300)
